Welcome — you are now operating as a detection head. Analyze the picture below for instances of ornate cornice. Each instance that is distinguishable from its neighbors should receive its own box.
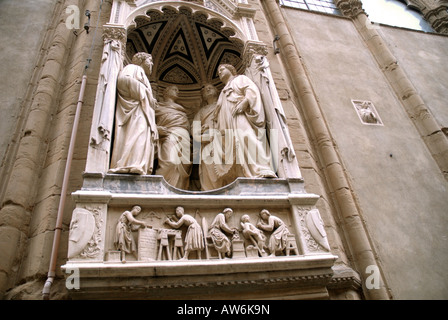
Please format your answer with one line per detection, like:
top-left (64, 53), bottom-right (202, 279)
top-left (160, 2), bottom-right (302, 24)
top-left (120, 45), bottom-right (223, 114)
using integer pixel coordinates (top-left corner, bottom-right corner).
top-left (103, 25), bottom-right (127, 41)
top-left (422, 2), bottom-right (448, 34)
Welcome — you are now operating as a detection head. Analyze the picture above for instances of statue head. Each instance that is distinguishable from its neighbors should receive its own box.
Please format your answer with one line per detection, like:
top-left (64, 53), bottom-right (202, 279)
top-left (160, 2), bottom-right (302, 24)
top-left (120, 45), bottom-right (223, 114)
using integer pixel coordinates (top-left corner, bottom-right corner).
top-left (131, 205), bottom-right (142, 216)
top-left (175, 206), bottom-right (184, 217)
top-left (218, 64), bottom-right (237, 83)
top-left (132, 52), bottom-right (153, 75)
top-left (223, 207), bottom-right (233, 219)
top-left (259, 209), bottom-right (270, 220)
top-left (164, 85), bottom-right (179, 101)
top-left (201, 84), bottom-right (219, 104)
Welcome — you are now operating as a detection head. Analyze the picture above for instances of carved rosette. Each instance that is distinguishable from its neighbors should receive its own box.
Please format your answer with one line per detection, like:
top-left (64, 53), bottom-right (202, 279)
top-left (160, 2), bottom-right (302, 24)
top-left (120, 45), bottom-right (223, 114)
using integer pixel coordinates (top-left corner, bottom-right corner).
top-left (333, 0), bottom-right (365, 19)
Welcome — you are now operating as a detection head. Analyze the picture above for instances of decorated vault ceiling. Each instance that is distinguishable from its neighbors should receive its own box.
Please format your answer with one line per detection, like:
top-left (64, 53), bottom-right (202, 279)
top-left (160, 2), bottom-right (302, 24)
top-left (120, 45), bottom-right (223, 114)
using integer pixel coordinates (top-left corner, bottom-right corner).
top-left (126, 6), bottom-right (245, 101)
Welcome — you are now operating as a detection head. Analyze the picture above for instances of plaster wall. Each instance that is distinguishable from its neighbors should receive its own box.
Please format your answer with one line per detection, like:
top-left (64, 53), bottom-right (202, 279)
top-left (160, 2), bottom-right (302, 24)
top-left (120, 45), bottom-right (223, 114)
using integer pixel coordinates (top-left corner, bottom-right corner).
top-left (0, 0), bottom-right (58, 170)
top-left (282, 8), bottom-right (448, 299)
top-left (379, 26), bottom-right (448, 129)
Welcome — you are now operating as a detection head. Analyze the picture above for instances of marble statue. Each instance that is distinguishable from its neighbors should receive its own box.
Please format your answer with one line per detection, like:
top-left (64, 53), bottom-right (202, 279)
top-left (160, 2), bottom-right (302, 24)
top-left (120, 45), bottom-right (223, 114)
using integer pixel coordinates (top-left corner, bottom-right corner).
top-left (155, 85), bottom-right (192, 189)
top-left (192, 84), bottom-right (221, 190)
top-left (208, 208), bottom-right (239, 259)
top-left (240, 214), bottom-right (267, 257)
top-left (164, 206), bottom-right (205, 260)
top-left (257, 209), bottom-right (290, 256)
top-left (109, 52), bottom-right (158, 175)
top-left (212, 64), bottom-right (276, 187)
top-left (113, 206), bottom-right (149, 262)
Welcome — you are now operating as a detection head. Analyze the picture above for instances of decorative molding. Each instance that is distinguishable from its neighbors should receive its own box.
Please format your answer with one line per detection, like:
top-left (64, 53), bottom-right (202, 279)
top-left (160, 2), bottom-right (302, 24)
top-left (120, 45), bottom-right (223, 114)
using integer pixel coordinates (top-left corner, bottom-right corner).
top-left (333, 0), bottom-right (365, 19)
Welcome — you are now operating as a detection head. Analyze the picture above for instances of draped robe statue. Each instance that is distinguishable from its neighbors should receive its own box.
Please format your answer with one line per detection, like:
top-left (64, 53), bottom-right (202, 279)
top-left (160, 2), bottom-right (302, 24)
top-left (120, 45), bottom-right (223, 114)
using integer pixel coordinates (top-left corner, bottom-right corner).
top-left (212, 64), bottom-right (276, 188)
top-left (109, 52), bottom-right (158, 175)
top-left (155, 85), bottom-right (192, 189)
top-left (192, 84), bottom-right (221, 190)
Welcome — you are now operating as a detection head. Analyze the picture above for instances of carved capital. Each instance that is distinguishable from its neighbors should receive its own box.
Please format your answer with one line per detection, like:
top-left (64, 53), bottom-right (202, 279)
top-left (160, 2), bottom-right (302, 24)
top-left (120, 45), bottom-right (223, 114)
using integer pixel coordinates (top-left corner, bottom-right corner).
top-left (423, 3), bottom-right (448, 34)
top-left (333, 0), bottom-right (365, 19)
top-left (242, 40), bottom-right (269, 68)
top-left (103, 25), bottom-right (127, 43)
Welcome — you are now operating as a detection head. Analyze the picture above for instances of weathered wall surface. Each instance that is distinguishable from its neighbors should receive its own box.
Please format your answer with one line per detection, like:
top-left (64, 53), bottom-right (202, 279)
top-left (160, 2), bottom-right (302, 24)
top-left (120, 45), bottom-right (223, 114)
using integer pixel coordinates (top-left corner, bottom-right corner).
top-left (0, 0), bottom-right (112, 299)
top-left (249, 0), bottom-right (357, 296)
top-left (0, 0), bottom-right (58, 189)
top-left (379, 27), bottom-right (448, 130)
top-left (0, 0), bottom-right (60, 298)
top-left (281, 8), bottom-right (448, 299)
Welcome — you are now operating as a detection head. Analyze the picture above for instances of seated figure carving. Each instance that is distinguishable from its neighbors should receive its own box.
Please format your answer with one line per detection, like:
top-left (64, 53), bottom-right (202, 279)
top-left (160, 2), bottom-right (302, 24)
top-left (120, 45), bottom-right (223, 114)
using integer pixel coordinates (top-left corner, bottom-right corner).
top-left (257, 209), bottom-right (290, 257)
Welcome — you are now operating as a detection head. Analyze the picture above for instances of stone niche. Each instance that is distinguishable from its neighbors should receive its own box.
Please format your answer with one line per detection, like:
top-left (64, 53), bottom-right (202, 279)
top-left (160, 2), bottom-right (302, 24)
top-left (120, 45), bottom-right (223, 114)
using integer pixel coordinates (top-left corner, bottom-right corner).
top-left (62, 0), bottom-right (338, 300)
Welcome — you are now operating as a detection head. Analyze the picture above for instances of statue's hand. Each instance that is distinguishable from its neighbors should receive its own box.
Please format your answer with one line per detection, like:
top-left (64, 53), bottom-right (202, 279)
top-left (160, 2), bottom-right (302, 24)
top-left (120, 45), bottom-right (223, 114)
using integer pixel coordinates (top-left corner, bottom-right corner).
top-left (232, 98), bottom-right (249, 116)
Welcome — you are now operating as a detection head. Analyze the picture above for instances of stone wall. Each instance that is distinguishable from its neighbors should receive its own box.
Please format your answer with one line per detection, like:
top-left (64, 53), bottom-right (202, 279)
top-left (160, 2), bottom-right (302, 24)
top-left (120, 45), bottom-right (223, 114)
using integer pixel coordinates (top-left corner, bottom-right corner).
top-left (0, 0), bottom-right (113, 299)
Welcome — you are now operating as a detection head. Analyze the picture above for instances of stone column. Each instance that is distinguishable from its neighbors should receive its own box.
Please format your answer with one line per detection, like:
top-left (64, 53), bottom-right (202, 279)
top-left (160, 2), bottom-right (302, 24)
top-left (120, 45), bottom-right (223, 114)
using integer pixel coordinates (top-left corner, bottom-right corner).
top-left (85, 26), bottom-right (127, 173)
top-left (0, 1), bottom-right (75, 298)
top-left (261, 0), bottom-right (391, 300)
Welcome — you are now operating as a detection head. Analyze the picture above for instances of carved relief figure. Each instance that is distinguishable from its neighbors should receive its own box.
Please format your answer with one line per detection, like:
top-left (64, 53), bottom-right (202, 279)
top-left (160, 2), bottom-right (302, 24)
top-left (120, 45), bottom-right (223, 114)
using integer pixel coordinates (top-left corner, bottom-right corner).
top-left (240, 214), bottom-right (266, 257)
top-left (192, 84), bottom-right (221, 190)
top-left (257, 209), bottom-right (290, 257)
top-left (109, 52), bottom-right (158, 175)
top-left (155, 85), bottom-right (192, 189)
top-left (353, 100), bottom-right (382, 125)
top-left (208, 208), bottom-right (238, 259)
top-left (359, 101), bottom-right (378, 124)
top-left (164, 206), bottom-right (205, 260)
top-left (114, 206), bottom-right (149, 262)
top-left (213, 64), bottom-right (276, 187)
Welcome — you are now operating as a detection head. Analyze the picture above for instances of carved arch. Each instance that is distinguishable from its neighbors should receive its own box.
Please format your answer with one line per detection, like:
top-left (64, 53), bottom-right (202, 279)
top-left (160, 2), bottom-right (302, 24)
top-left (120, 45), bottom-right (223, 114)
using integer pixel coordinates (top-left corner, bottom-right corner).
top-left (125, 1), bottom-right (247, 41)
